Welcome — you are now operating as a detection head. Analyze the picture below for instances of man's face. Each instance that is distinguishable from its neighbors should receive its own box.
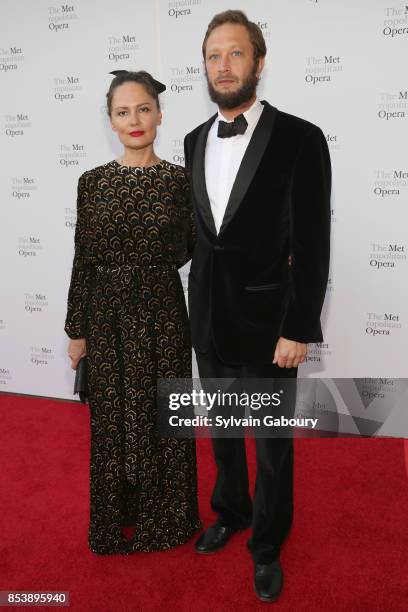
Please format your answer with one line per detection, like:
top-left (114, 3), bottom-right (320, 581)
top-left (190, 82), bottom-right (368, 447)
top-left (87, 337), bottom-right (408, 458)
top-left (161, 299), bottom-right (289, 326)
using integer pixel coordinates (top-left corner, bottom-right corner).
top-left (204, 23), bottom-right (264, 109)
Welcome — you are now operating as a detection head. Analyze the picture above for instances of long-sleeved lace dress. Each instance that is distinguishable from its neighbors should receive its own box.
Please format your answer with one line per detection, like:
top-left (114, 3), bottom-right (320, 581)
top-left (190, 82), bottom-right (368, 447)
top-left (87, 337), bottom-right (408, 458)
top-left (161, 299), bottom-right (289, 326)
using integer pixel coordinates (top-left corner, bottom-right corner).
top-left (65, 159), bottom-right (202, 554)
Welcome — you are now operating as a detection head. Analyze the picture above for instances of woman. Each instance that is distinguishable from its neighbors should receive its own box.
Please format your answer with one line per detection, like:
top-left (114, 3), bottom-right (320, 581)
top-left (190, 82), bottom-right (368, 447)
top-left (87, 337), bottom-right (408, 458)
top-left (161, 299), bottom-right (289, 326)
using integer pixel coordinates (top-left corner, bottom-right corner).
top-left (65, 70), bottom-right (202, 554)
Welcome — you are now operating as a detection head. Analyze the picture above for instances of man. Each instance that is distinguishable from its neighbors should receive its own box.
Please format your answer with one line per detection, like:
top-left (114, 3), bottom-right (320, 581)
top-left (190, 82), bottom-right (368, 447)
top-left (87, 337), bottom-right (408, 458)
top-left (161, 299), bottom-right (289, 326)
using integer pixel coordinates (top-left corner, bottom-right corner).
top-left (184, 10), bottom-right (331, 603)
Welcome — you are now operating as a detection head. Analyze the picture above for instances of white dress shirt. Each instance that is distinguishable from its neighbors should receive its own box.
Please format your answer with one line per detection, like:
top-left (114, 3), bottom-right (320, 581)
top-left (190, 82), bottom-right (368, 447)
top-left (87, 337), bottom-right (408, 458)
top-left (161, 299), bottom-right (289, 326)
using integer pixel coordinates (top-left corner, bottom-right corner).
top-left (205, 97), bottom-right (264, 234)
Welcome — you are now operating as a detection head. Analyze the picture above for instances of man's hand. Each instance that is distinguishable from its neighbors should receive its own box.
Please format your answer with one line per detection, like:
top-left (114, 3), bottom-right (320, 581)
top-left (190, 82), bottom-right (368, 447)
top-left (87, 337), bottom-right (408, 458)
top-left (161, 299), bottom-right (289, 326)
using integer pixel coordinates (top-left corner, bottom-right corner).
top-left (273, 337), bottom-right (307, 368)
top-left (68, 338), bottom-right (87, 370)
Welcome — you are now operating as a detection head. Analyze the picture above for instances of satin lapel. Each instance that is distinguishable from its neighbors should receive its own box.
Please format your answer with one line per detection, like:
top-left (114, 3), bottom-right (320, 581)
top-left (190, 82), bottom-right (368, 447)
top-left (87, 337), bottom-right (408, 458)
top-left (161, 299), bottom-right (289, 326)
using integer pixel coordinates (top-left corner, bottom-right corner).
top-left (192, 113), bottom-right (218, 235)
top-left (219, 101), bottom-right (278, 234)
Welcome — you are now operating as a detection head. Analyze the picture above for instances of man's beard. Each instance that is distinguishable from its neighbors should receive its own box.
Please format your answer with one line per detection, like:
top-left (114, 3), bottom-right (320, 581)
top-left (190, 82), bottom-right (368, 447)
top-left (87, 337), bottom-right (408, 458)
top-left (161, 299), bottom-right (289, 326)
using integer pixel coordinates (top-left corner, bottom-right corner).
top-left (206, 62), bottom-right (259, 109)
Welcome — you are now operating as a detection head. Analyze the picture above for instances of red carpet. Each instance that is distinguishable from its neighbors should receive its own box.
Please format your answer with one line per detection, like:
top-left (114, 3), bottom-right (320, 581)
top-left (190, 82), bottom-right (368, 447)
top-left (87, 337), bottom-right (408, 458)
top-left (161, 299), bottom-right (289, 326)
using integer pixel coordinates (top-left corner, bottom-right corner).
top-left (1, 394), bottom-right (407, 611)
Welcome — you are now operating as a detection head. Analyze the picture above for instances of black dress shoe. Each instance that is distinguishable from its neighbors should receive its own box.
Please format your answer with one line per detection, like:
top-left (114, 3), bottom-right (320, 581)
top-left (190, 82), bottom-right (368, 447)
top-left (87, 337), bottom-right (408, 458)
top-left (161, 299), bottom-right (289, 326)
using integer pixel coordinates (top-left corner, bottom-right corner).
top-left (254, 558), bottom-right (283, 602)
top-left (194, 523), bottom-right (239, 554)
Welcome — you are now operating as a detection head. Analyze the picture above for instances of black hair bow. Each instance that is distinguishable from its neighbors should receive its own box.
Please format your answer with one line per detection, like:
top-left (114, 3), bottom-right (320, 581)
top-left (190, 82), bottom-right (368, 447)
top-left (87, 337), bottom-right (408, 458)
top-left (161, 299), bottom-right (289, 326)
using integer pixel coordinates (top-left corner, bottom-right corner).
top-left (109, 70), bottom-right (166, 94)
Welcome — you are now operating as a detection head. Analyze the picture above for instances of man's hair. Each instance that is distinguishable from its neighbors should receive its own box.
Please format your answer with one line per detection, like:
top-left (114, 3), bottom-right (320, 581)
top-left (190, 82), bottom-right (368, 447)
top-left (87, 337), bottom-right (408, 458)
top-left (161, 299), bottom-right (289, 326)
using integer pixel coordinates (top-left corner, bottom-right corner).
top-left (202, 10), bottom-right (267, 62)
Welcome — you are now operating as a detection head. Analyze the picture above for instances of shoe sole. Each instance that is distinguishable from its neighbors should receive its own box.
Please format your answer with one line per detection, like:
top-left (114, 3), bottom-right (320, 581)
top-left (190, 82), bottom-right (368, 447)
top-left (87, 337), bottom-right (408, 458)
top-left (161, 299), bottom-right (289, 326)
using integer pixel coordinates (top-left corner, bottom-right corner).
top-left (255, 593), bottom-right (279, 603)
top-left (253, 581), bottom-right (282, 603)
top-left (195, 541), bottom-right (229, 554)
top-left (195, 548), bottom-right (221, 554)
top-left (194, 525), bottom-right (250, 554)
top-left (194, 531), bottom-right (241, 554)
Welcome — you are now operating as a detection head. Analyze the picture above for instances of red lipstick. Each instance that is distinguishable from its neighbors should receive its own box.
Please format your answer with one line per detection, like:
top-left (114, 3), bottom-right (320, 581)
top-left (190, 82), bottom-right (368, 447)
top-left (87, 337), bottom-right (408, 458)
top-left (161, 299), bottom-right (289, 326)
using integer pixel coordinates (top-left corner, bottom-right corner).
top-left (129, 131), bottom-right (145, 137)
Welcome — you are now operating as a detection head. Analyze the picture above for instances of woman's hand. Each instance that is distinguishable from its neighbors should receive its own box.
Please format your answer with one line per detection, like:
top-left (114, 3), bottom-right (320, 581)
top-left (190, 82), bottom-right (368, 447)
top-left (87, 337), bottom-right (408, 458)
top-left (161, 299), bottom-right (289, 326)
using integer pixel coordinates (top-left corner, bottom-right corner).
top-left (68, 338), bottom-right (87, 370)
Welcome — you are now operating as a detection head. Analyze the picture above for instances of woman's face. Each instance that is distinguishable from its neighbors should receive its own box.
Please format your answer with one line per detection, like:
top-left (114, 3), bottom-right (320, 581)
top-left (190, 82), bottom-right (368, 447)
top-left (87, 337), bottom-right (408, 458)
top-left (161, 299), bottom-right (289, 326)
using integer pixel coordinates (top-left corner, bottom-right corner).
top-left (109, 82), bottom-right (162, 151)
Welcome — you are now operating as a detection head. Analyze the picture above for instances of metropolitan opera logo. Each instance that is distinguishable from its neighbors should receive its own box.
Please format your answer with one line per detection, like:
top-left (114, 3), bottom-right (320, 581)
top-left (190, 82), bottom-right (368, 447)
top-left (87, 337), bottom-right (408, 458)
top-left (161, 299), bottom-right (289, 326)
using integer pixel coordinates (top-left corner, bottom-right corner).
top-left (167, 0), bottom-right (202, 19)
top-left (107, 34), bottom-right (139, 63)
top-left (369, 243), bottom-right (406, 270)
top-left (378, 89), bottom-right (408, 120)
top-left (4, 113), bottom-right (31, 137)
top-left (11, 177), bottom-right (37, 200)
top-left (293, 377), bottom-right (404, 437)
top-left (0, 45), bottom-right (24, 73)
top-left (17, 236), bottom-right (43, 258)
top-left (171, 138), bottom-right (185, 165)
top-left (305, 343), bottom-right (332, 364)
top-left (305, 54), bottom-right (343, 85)
top-left (24, 293), bottom-right (48, 315)
top-left (53, 75), bottom-right (82, 102)
top-left (373, 169), bottom-right (407, 197)
top-left (366, 312), bottom-right (401, 337)
top-left (356, 378), bottom-right (397, 406)
top-left (58, 143), bottom-right (87, 167)
top-left (0, 367), bottom-right (12, 387)
top-left (48, 3), bottom-right (78, 32)
top-left (382, 5), bottom-right (408, 37)
top-left (30, 346), bottom-right (55, 367)
top-left (169, 65), bottom-right (202, 94)
top-left (65, 207), bottom-right (76, 230)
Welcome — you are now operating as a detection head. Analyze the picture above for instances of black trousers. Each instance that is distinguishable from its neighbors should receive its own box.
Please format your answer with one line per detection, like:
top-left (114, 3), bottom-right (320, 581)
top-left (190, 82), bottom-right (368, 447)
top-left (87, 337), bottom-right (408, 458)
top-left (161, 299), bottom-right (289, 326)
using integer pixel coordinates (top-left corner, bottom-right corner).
top-left (196, 342), bottom-right (297, 564)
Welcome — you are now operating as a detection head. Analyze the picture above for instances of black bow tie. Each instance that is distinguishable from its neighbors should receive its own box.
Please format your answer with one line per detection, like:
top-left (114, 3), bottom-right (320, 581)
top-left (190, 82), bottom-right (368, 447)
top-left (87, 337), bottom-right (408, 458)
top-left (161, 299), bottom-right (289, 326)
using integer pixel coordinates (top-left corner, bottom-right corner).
top-left (217, 113), bottom-right (248, 138)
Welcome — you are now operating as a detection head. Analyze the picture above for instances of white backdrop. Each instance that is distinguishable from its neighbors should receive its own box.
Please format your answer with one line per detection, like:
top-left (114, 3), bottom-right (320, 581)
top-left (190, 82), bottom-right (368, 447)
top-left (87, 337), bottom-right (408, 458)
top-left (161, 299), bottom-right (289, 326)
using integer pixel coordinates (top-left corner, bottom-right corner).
top-left (0, 0), bottom-right (407, 400)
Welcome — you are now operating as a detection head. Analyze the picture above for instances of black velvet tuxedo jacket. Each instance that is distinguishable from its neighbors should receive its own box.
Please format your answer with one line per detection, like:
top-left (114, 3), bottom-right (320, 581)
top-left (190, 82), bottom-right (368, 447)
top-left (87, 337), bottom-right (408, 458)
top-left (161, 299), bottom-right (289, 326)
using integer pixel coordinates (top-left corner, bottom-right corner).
top-left (184, 100), bottom-right (331, 365)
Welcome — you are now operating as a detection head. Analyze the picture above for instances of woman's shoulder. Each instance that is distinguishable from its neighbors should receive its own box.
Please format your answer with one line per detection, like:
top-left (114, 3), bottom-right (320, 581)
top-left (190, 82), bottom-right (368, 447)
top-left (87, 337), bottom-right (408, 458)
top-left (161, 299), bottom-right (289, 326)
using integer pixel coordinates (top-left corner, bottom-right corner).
top-left (78, 160), bottom-right (189, 185)
top-left (161, 160), bottom-right (189, 182)
top-left (79, 160), bottom-right (115, 180)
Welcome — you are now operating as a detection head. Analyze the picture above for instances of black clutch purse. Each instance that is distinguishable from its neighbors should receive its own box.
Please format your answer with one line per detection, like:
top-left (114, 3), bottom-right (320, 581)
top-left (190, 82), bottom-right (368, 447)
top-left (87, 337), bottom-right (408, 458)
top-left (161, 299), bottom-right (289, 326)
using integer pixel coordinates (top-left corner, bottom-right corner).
top-left (74, 357), bottom-right (89, 404)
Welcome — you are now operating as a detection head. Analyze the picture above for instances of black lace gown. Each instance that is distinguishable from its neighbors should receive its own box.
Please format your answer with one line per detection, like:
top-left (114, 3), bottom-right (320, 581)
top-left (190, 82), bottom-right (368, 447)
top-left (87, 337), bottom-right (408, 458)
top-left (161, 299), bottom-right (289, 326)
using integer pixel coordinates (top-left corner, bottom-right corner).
top-left (65, 159), bottom-right (202, 554)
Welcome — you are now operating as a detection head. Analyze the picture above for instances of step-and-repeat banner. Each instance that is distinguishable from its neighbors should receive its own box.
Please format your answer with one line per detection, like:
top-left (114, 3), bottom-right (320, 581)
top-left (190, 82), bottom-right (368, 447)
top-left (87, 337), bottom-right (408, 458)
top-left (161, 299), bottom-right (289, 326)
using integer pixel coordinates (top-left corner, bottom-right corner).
top-left (0, 0), bottom-right (407, 400)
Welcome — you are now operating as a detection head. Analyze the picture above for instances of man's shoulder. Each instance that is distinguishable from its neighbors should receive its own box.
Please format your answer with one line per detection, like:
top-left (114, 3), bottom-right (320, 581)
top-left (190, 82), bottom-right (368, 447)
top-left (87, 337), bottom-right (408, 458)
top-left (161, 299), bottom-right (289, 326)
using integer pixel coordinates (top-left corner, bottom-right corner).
top-left (275, 106), bottom-right (323, 139)
top-left (185, 114), bottom-right (217, 143)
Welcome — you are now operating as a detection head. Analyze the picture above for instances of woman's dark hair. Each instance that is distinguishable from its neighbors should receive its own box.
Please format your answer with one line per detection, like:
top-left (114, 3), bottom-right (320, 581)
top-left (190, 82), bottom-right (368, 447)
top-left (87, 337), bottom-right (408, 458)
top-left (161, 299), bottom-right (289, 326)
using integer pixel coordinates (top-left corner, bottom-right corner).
top-left (106, 71), bottom-right (161, 117)
top-left (202, 10), bottom-right (266, 63)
